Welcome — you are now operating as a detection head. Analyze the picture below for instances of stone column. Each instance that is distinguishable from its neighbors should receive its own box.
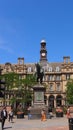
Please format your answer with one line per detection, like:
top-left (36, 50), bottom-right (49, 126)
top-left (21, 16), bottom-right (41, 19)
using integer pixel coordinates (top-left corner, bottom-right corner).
top-left (46, 96), bottom-right (48, 106)
top-left (54, 97), bottom-right (56, 108)
top-left (31, 100), bottom-right (33, 106)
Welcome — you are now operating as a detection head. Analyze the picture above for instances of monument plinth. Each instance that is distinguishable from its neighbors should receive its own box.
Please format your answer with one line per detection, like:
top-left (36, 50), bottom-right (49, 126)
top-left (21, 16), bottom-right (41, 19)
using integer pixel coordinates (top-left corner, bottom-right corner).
top-left (29, 63), bottom-right (48, 119)
top-left (33, 84), bottom-right (46, 107)
top-left (29, 83), bottom-right (48, 119)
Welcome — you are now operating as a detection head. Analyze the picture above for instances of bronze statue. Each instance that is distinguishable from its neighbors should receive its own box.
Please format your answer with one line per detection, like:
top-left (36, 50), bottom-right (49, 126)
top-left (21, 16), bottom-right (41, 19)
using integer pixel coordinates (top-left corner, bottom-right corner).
top-left (35, 63), bottom-right (44, 84)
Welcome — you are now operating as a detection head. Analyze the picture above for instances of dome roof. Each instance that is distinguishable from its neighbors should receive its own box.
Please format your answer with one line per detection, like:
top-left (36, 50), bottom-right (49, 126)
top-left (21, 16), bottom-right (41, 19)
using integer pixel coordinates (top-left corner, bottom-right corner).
top-left (40, 39), bottom-right (46, 43)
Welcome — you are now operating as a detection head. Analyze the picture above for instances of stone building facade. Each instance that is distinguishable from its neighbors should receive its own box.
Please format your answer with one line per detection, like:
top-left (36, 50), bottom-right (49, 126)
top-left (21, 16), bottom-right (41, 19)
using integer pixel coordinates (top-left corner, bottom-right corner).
top-left (0, 40), bottom-right (73, 108)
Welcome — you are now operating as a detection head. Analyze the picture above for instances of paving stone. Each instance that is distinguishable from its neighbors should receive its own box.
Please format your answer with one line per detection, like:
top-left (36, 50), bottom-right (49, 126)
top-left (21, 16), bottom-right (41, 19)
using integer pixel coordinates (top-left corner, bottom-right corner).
top-left (4, 115), bottom-right (69, 130)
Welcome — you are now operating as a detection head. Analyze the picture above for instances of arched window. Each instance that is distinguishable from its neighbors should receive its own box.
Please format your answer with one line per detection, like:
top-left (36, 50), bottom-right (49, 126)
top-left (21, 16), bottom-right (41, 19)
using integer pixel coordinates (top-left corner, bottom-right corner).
top-left (49, 95), bottom-right (54, 108)
top-left (56, 66), bottom-right (60, 72)
top-left (27, 67), bottom-right (31, 72)
top-left (49, 67), bottom-right (52, 72)
top-left (56, 95), bottom-right (62, 107)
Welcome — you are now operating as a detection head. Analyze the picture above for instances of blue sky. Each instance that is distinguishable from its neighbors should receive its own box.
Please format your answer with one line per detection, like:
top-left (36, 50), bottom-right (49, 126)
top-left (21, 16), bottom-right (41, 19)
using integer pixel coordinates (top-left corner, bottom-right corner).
top-left (0, 0), bottom-right (73, 64)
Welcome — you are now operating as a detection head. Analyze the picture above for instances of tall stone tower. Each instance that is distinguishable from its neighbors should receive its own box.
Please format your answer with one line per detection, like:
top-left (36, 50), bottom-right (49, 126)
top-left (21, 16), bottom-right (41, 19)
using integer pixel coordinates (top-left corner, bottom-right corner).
top-left (40, 40), bottom-right (47, 62)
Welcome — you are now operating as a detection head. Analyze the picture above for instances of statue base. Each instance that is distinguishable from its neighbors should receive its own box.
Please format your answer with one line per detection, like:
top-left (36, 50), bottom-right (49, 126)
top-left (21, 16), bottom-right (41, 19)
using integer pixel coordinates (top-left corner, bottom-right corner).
top-left (29, 84), bottom-right (48, 119)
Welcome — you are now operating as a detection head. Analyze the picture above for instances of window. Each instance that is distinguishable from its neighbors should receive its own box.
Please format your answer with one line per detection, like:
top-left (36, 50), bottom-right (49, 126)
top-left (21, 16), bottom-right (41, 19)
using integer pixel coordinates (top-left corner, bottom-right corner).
top-left (66, 74), bottom-right (70, 80)
top-left (27, 67), bottom-right (31, 72)
top-left (34, 67), bottom-right (36, 72)
top-left (49, 67), bottom-right (52, 72)
top-left (56, 66), bottom-right (60, 72)
top-left (56, 83), bottom-right (61, 91)
top-left (56, 75), bottom-right (60, 81)
top-left (49, 84), bottom-right (53, 91)
top-left (48, 75), bottom-right (53, 81)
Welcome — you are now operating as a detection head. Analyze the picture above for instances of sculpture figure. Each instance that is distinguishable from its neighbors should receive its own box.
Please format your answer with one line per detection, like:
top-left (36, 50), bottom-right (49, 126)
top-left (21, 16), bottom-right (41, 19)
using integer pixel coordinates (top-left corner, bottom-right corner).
top-left (35, 63), bottom-right (44, 84)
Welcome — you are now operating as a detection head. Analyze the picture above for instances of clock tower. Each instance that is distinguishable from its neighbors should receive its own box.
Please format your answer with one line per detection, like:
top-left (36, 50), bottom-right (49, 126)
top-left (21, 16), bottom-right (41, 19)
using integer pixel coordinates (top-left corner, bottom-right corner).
top-left (40, 40), bottom-right (47, 62)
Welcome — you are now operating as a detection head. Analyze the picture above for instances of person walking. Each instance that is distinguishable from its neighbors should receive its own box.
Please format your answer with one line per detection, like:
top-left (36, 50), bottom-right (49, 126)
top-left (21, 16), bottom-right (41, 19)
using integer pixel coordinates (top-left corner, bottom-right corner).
top-left (1, 106), bottom-right (8, 129)
top-left (67, 106), bottom-right (71, 118)
top-left (8, 108), bottom-right (13, 122)
top-left (27, 105), bottom-right (31, 119)
top-left (41, 109), bottom-right (47, 121)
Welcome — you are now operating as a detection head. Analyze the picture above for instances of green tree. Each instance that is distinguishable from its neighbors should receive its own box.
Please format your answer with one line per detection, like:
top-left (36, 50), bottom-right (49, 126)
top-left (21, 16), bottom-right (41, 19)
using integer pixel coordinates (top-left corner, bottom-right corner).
top-left (1, 72), bottom-right (20, 105)
top-left (1, 72), bottom-right (37, 106)
top-left (22, 74), bottom-right (37, 106)
top-left (66, 79), bottom-right (73, 104)
top-left (2, 72), bottom-right (19, 90)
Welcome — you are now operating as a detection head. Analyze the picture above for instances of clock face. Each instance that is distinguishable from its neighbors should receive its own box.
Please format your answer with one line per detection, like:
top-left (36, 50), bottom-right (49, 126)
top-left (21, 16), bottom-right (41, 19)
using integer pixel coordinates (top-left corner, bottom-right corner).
top-left (41, 53), bottom-right (45, 56)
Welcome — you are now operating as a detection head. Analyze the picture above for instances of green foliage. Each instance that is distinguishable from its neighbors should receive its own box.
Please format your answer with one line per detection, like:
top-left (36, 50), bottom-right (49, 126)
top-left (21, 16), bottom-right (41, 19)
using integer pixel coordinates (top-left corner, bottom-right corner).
top-left (1, 73), bottom-right (37, 106)
top-left (10, 97), bottom-right (17, 104)
top-left (2, 72), bottom-right (19, 90)
top-left (22, 74), bottom-right (37, 105)
top-left (66, 79), bottom-right (73, 104)
top-left (63, 106), bottom-right (67, 114)
top-left (22, 74), bottom-right (37, 87)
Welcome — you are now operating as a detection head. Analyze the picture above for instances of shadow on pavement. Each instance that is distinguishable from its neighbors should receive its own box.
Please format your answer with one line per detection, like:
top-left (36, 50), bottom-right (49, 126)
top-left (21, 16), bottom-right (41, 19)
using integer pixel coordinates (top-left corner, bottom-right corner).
top-left (4, 127), bottom-right (12, 129)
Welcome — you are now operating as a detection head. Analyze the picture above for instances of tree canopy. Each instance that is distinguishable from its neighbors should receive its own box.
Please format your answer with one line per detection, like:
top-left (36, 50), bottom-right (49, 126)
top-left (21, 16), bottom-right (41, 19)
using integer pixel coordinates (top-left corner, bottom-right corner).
top-left (66, 79), bottom-right (73, 104)
top-left (0, 72), bottom-right (37, 106)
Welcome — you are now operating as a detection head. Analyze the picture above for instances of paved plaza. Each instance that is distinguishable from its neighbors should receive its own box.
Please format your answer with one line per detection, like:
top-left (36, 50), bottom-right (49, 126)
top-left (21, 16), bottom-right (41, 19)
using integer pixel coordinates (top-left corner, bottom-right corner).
top-left (3, 115), bottom-right (69, 130)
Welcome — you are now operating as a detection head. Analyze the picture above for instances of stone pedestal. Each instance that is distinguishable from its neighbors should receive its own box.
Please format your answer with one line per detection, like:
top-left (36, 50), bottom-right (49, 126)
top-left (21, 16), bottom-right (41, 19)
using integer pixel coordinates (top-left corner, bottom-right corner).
top-left (33, 84), bottom-right (45, 106)
top-left (29, 84), bottom-right (48, 119)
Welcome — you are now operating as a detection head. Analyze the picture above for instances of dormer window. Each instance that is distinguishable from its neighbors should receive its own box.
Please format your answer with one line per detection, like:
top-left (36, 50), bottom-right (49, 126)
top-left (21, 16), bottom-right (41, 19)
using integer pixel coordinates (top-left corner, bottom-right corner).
top-left (49, 67), bottom-right (52, 72)
top-left (27, 67), bottom-right (31, 72)
top-left (66, 74), bottom-right (70, 80)
top-left (34, 67), bottom-right (36, 72)
top-left (56, 66), bottom-right (60, 72)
